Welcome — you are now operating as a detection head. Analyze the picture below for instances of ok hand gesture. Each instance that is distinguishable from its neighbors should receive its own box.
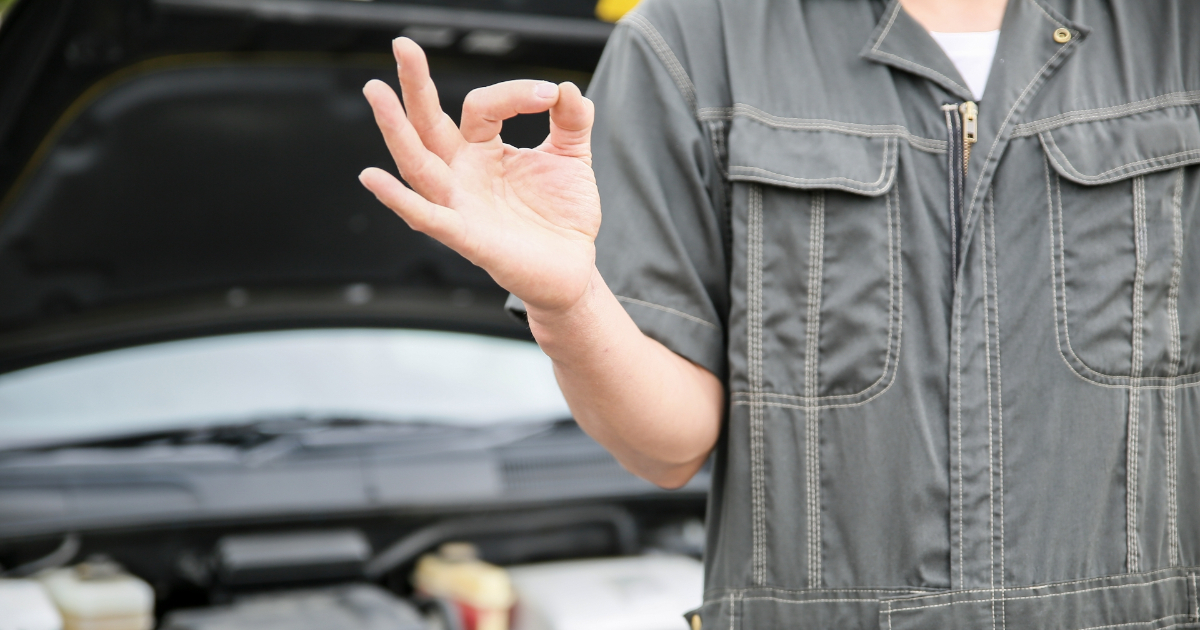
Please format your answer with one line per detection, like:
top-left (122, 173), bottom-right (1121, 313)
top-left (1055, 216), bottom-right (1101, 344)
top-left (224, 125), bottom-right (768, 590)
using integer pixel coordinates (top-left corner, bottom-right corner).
top-left (359, 38), bottom-right (601, 314)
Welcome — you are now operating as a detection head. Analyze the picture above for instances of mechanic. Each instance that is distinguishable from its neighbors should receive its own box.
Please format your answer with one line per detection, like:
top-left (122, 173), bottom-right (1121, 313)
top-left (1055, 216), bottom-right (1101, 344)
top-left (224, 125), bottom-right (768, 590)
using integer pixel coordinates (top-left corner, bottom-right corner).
top-left (358, 0), bottom-right (1200, 628)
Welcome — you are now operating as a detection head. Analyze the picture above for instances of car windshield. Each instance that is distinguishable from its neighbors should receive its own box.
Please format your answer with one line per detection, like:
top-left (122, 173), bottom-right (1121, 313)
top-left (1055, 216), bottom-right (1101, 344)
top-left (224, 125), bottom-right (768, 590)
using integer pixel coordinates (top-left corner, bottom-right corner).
top-left (0, 328), bottom-right (570, 448)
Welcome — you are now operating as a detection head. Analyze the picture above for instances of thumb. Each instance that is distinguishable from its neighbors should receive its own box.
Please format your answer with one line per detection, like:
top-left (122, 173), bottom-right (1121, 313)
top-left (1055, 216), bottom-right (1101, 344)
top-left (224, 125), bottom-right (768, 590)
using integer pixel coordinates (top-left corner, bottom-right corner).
top-left (545, 82), bottom-right (594, 163)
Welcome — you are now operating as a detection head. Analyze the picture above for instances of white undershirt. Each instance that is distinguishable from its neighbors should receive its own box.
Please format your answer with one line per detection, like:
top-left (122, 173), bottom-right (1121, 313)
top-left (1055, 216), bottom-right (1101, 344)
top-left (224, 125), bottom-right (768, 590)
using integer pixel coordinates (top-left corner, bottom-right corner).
top-left (928, 30), bottom-right (1000, 100)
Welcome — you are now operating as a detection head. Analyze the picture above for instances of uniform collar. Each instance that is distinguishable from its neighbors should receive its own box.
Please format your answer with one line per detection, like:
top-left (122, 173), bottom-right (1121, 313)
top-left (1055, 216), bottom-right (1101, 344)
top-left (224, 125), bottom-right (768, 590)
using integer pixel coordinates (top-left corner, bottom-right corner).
top-left (861, 0), bottom-right (976, 101)
top-left (863, 0), bottom-right (1091, 260)
top-left (861, 0), bottom-right (1090, 106)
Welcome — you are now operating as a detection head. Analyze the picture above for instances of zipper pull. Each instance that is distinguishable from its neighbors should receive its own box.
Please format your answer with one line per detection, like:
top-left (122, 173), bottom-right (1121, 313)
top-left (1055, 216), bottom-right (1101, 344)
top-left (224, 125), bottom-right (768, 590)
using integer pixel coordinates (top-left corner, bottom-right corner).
top-left (959, 101), bottom-right (978, 171)
top-left (959, 101), bottom-right (978, 144)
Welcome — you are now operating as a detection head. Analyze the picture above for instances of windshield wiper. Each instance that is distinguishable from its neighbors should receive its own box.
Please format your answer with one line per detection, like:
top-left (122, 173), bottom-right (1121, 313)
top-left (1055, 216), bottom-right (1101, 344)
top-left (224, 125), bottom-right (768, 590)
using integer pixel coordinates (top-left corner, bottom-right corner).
top-left (0, 417), bottom-right (569, 455)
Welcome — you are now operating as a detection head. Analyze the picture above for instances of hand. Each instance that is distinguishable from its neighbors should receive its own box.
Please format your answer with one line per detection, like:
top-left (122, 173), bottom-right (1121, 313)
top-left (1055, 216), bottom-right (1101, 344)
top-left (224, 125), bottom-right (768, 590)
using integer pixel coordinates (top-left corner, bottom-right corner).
top-left (359, 38), bottom-right (601, 314)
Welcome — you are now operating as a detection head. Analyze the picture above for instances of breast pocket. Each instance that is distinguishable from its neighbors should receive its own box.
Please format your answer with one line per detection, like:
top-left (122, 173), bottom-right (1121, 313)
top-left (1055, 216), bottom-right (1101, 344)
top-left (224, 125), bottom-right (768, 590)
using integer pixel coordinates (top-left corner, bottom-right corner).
top-left (1042, 107), bottom-right (1200, 386)
top-left (727, 115), bottom-right (902, 405)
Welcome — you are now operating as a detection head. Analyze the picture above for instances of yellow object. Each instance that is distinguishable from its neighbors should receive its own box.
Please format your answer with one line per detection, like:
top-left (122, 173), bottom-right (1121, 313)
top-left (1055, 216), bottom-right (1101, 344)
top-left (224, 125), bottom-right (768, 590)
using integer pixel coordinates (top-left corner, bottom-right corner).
top-left (1053, 28), bottom-right (1072, 43)
top-left (37, 559), bottom-right (154, 630)
top-left (414, 543), bottom-right (515, 630)
top-left (595, 0), bottom-right (640, 23)
top-left (691, 613), bottom-right (703, 630)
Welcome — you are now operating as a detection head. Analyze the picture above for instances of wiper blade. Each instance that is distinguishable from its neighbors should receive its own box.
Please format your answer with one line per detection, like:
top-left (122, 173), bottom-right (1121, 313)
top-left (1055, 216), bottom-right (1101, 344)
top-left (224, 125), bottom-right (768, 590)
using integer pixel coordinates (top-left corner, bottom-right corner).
top-left (0, 417), bottom-right (397, 453)
top-left (0, 416), bottom-right (567, 454)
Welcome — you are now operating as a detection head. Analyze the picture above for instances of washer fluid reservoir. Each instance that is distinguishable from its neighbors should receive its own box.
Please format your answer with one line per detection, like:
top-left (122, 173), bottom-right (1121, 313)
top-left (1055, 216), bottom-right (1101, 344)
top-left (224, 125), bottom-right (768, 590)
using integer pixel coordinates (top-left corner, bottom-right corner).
top-left (38, 557), bottom-right (154, 630)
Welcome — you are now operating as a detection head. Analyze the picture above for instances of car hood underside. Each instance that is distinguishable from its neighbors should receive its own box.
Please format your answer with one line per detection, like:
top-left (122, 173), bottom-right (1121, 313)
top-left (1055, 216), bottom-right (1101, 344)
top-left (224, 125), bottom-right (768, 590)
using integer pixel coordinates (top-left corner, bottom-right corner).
top-left (0, 0), bottom-right (606, 373)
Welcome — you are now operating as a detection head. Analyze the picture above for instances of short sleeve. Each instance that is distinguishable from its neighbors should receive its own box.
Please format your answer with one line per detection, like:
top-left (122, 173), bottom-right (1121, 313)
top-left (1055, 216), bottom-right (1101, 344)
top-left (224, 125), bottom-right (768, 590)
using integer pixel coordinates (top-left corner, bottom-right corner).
top-left (587, 16), bottom-right (730, 378)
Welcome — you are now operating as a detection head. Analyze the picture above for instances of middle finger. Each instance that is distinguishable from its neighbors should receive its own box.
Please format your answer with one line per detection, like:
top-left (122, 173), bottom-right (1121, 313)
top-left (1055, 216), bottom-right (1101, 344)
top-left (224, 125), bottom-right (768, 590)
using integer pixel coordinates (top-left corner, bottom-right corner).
top-left (394, 37), bottom-right (467, 163)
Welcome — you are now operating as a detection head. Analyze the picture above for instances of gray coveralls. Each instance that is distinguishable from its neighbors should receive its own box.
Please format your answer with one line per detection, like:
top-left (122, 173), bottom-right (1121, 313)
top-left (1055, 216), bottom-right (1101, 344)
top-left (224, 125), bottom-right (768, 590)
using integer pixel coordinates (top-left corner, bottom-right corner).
top-left (587, 0), bottom-right (1200, 627)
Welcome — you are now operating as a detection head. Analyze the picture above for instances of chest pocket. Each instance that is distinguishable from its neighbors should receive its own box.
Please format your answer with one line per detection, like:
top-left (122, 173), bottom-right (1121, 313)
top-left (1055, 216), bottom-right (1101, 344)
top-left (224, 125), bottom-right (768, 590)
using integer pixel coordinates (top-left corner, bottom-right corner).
top-left (727, 114), bottom-right (902, 405)
top-left (1042, 106), bottom-right (1200, 386)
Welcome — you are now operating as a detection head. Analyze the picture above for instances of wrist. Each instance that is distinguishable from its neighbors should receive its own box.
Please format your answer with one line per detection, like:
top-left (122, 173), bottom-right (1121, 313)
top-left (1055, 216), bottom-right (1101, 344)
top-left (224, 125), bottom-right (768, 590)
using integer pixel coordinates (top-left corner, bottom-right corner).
top-left (525, 267), bottom-right (609, 357)
top-left (525, 266), bottom-right (603, 329)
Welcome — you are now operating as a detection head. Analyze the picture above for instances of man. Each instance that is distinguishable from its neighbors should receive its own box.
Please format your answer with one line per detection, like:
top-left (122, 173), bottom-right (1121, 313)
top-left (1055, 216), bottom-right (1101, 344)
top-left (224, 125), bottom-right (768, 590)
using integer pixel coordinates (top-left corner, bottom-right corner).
top-left (359, 0), bottom-right (1200, 627)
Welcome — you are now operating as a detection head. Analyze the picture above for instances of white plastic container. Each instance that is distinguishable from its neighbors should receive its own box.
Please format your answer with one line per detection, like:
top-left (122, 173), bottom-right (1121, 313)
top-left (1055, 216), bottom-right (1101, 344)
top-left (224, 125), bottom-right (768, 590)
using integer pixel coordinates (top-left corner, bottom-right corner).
top-left (507, 555), bottom-right (703, 630)
top-left (37, 559), bottom-right (154, 630)
top-left (413, 543), bottom-right (516, 630)
top-left (0, 579), bottom-right (63, 630)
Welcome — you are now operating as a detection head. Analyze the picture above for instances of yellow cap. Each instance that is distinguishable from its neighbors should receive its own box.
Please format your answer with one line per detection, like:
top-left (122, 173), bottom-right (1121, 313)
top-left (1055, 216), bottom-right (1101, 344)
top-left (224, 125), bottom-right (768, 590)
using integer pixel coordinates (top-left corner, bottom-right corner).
top-left (595, 0), bottom-right (640, 22)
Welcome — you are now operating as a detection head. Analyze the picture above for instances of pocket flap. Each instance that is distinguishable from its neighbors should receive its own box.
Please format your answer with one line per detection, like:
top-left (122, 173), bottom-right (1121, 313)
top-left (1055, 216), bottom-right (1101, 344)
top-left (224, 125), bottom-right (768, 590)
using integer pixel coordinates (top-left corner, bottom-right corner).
top-left (726, 112), bottom-right (898, 197)
top-left (1039, 106), bottom-right (1200, 185)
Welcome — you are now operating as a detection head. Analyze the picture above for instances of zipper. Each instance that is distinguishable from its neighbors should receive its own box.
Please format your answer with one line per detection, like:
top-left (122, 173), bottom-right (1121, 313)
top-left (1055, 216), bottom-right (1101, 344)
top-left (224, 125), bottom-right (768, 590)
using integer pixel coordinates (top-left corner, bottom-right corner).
top-left (942, 101), bottom-right (978, 284)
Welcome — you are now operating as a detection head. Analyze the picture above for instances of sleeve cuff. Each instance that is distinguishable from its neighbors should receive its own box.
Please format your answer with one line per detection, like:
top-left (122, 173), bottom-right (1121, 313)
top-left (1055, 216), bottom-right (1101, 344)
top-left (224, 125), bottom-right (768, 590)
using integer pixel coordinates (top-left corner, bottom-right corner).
top-left (616, 295), bottom-right (726, 380)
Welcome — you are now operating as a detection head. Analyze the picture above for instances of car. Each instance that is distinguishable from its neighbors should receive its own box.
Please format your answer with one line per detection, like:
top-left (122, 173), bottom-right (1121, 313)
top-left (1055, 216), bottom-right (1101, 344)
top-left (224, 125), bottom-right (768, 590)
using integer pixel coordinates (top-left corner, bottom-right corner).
top-left (0, 1), bottom-right (707, 628)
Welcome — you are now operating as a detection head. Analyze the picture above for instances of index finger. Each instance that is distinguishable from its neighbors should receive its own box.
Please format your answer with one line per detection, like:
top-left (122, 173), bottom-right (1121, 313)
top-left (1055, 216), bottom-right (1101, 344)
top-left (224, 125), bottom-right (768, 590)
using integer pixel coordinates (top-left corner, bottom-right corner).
top-left (394, 37), bottom-right (466, 162)
top-left (459, 80), bottom-right (561, 144)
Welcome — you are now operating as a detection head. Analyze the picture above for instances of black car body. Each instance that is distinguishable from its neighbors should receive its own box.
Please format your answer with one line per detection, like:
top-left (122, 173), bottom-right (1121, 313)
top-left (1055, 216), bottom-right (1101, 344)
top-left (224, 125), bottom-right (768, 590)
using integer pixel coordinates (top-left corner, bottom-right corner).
top-left (0, 0), bottom-right (706, 623)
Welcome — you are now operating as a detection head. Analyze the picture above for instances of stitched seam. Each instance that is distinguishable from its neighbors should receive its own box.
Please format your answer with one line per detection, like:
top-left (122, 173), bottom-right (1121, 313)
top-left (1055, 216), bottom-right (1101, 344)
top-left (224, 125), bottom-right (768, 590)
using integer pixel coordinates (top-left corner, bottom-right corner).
top-left (747, 184), bottom-right (766, 587)
top-left (1074, 614), bottom-right (1195, 630)
top-left (893, 568), bottom-right (1200, 602)
top-left (700, 585), bottom-right (936, 595)
top-left (1025, 0), bottom-right (1066, 28)
top-left (725, 181), bottom-right (904, 411)
top-left (712, 568), bottom-right (1200, 607)
top-left (955, 184), bottom-right (966, 590)
top-left (707, 119), bottom-right (731, 179)
top-left (989, 186), bottom-right (1007, 630)
top-left (618, 13), bottom-right (697, 113)
top-left (1011, 91), bottom-right (1200, 137)
top-left (728, 166), bottom-right (893, 194)
top-left (945, 106), bottom-right (961, 288)
top-left (705, 586), bottom-right (937, 596)
top-left (965, 38), bottom-right (1074, 236)
top-left (1191, 573), bottom-right (1198, 621)
top-left (982, 184), bottom-right (996, 625)
top-left (1047, 160), bottom-right (1078, 382)
top-left (1082, 148), bottom-right (1200, 180)
top-left (697, 106), bottom-right (734, 120)
top-left (1043, 131), bottom-right (1200, 183)
top-left (1128, 175), bottom-right (1147, 574)
top-left (1166, 169), bottom-right (1184, 567)
top-left (891, 575), bottom-right (1187, 612)
top-left (717, 103), bottom-right (949, 153)
top-left (871, 0), bottom-right (904, 54)
top-left (727, 596), bottom-right (883, 604)
top-left (614, 295), bottom-right (720, 330)
top-left (728, 156), bottom-right (901, 406)
top-left (729, 131), bottom-right (894, 192)
top-left (804, 192), bottom-right (825, 589)
top-left (868, 1), bottom-right (972, 97)
top-left (872, 50), bottom-right (973, 97)
top-left (1047, 163), bottom-right (1200, 388)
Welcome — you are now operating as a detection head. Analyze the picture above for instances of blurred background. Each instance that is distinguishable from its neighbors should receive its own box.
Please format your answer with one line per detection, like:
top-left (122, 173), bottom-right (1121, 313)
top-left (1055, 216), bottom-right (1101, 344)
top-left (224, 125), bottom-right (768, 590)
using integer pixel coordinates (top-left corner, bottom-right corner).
top-left (0, 1), bottom-right (710, 629)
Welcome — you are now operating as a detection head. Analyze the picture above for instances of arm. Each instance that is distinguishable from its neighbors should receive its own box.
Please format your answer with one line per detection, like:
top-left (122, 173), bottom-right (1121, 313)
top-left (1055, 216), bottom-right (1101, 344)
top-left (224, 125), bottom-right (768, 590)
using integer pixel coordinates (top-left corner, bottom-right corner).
top-left (359, 38), bottom-right (722, 488)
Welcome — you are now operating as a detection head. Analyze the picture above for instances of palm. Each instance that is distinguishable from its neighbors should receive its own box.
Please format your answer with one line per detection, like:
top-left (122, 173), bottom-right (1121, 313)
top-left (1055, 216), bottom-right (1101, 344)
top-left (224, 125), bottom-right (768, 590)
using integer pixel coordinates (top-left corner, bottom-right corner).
top-left (446, 143), bottom-right (600, 309)
top-left (360, 39), bottom-right (601, 313)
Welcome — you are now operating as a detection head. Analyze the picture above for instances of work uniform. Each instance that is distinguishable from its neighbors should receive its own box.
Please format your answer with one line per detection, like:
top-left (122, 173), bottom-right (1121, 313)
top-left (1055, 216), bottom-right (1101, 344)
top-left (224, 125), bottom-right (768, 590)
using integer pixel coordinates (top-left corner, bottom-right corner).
top-left (588, 0), bottom-right (1200, 628)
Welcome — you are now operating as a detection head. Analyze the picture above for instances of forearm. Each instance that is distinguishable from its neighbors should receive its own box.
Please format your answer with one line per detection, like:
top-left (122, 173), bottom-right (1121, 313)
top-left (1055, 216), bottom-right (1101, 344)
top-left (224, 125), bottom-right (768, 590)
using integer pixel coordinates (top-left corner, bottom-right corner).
top-left (526, 267), bottom-right (724, 489)
top-left (359, 40), bottom-right (719, 487)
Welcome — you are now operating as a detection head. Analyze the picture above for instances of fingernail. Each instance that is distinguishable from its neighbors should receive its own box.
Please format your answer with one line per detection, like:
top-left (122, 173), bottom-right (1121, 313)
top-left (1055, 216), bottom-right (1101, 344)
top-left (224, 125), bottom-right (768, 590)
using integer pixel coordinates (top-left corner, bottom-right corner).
top-left (534, 82), bottom-right (558, 99)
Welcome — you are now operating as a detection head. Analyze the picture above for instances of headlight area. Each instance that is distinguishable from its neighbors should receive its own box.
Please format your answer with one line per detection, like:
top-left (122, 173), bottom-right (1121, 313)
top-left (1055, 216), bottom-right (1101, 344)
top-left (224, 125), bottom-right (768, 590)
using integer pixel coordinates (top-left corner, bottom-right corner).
top-left (0, 504), bottom-right (706, 630)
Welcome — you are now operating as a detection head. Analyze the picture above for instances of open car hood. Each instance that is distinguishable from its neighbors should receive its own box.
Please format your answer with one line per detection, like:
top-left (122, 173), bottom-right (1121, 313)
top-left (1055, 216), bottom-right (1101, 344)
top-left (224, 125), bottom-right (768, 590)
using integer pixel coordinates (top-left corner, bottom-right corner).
top-left (0, 0), bottom-right (610, 373)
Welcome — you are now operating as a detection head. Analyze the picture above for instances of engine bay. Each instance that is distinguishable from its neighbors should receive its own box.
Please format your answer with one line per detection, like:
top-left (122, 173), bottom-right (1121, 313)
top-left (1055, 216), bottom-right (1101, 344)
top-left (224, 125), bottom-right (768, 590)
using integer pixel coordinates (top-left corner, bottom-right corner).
top-left (0, 500), bottom-right (707, 630)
